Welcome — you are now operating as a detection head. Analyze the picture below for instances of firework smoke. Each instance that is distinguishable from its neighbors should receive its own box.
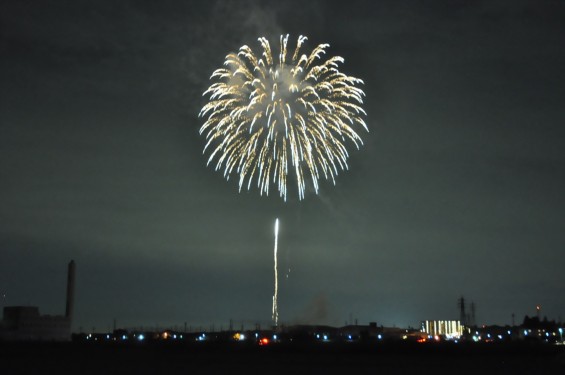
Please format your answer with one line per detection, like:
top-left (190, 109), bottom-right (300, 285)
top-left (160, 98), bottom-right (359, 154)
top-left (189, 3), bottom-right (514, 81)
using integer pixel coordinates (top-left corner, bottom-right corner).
top-left (200, 35), bottom-right (367, 201)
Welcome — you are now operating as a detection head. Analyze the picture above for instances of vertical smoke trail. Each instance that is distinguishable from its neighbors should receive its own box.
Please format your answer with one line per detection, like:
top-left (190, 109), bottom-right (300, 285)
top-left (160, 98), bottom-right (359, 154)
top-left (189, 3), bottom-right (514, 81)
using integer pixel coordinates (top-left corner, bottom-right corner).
top-left (272, 218), bottom-right (279, 326)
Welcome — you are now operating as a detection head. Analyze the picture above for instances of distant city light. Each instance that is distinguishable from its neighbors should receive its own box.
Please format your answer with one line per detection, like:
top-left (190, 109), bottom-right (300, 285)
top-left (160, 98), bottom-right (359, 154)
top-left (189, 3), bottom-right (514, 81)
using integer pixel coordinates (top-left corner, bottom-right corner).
top-left (197, 333), bottom-right (207, 341)
top-left (138, 334), bottom-right (145, 341)
top-left (377, 334), bottom-right (382, 340)
top-left (233, 333), bottom-right (246, 341)
top-left (422, 320), bottom-right (462, 339)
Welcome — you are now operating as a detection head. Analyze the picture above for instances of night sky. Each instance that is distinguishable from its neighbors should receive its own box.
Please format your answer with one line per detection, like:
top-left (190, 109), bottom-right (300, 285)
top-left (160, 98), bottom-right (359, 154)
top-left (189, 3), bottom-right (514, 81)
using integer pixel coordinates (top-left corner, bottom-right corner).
top-left (1, 0), bottom-right (564, 332)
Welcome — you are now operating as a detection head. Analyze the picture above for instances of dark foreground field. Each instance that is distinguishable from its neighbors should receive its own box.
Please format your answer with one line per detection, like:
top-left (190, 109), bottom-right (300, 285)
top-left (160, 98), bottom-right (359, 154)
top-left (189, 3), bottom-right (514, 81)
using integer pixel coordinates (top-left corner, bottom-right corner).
top-left (1, 341), bottom-right (564, 375)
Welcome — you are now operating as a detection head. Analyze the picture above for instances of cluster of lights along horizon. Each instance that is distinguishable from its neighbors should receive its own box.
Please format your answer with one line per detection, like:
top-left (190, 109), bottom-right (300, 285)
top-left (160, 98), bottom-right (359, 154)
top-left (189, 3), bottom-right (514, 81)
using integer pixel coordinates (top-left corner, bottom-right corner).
top-left (199, 35), bottom-right (368, 201)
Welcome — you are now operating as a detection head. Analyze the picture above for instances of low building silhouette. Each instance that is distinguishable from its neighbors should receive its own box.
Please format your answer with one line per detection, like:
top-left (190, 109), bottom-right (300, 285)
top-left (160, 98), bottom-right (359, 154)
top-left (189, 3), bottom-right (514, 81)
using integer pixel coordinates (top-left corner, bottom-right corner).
top-left (0, 260), bottom-right (75, 341)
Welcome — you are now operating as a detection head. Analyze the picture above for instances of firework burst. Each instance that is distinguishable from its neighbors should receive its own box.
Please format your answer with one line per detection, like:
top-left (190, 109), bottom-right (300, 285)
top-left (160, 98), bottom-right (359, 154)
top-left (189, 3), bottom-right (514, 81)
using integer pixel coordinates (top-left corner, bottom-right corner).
top-left (199, 35), bottom-right (367, 201)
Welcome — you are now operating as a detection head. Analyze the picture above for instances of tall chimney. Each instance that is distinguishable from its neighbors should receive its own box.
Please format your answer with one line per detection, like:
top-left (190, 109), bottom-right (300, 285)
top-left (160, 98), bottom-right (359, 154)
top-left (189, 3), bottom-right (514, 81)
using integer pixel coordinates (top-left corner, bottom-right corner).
top-left (66, 260), bottom-right (76, 321)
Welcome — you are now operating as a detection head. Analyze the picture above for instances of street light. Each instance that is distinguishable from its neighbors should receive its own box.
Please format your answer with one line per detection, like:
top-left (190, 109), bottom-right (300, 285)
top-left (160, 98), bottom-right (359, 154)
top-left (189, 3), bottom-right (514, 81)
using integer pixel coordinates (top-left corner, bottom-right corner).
top-left (559, 328), bottom-right (563, 343)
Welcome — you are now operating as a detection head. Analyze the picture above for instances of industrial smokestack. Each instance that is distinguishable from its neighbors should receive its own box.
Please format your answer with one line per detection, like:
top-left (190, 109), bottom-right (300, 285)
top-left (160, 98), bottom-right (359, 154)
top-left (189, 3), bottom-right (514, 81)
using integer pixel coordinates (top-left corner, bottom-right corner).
top-left (66, 260), bottom-right (76, 321)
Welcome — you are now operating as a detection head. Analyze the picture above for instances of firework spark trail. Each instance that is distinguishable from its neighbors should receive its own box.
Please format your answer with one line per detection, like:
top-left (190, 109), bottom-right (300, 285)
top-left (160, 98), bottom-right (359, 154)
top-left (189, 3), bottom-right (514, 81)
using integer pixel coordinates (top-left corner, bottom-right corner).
top-left (272, 218), bottom-right (279, 326)
top-left (200, 35), bottom-right (367, 201)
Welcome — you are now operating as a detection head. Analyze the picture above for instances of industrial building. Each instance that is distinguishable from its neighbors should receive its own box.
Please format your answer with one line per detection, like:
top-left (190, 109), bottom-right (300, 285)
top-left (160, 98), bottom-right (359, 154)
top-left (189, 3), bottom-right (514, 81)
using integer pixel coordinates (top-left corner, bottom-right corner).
top-left (421, 320), bottom-right (463, 339)
top-left (0, 260), bottom-right (75, 341)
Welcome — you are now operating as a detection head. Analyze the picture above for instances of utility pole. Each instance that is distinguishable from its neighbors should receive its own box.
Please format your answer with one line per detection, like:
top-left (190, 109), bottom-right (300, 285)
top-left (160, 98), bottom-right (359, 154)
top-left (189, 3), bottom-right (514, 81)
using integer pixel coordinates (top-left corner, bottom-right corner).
top-left (458, 296), bottom-right (467, 326)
